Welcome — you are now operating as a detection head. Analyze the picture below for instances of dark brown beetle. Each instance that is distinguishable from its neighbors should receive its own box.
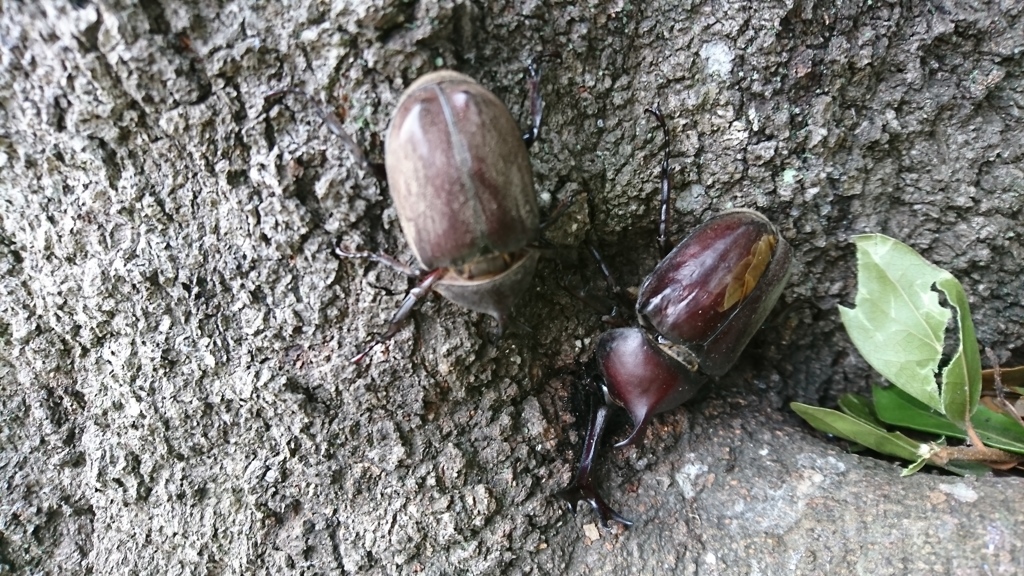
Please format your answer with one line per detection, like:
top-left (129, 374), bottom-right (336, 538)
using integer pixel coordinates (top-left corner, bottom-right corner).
top-left (558, 108), bottom-right (792, 527)
top-left (272, 64), bottom-right (548, 362)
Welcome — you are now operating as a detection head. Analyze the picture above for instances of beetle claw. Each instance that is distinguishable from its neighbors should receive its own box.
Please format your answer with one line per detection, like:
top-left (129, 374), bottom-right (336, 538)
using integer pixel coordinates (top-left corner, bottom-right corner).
top-left (350, 340), bottom-right (380, 364)
top-left (557, 483), bottom-right (633, 529)
top-left (559, 399), bottom-right (633, 529)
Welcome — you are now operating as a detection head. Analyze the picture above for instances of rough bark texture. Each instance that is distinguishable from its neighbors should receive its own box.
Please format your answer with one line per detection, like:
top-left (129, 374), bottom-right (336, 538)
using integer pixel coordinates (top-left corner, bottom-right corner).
top-left (2, 0), bottom-right (1022, 574)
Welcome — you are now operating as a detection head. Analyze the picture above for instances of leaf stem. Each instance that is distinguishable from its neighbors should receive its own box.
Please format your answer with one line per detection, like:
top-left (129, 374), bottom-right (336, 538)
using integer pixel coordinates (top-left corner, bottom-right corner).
top-left (930, 443), bottom-right (1023, 466)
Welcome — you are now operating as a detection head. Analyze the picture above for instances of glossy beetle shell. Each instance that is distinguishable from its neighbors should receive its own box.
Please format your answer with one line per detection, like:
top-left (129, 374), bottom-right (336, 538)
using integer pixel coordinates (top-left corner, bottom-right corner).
top-left (558, 208), bottom-right (793, 527)
top-left (636, 209), bottom-right (792, 376)
top-left (385, 71), bottom-right (539, 270)
top-left (598, 209), bottom-right (792, 446)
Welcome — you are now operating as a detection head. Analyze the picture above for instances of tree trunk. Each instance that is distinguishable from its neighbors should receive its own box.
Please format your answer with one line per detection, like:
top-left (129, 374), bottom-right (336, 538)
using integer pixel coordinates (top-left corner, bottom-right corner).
top-left (2, 0), bottom-right (1022, 574)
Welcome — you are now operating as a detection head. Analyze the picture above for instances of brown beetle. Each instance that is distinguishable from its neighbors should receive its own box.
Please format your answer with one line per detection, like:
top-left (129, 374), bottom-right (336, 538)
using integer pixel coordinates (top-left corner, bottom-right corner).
top-left (273, 64), bottom-right (548, 362)
top-left (382, 70), bottom-right (540, 336)
top-left (558, 108), bottom-right (792, 527)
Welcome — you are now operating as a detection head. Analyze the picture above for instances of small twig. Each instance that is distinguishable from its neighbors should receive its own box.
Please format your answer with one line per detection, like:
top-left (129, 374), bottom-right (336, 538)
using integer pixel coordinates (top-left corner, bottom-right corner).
top-left (964, 420), bottom-right (987, 450)
top-left (930, 443), bottom-right (1023, 466)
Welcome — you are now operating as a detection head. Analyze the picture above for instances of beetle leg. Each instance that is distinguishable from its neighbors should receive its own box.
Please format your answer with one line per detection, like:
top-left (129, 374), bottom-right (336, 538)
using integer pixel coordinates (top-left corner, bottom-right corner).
top-left (521, 60), bottom-right (544, 147)
top-left (556, 400), bottom-right (633, 529)
top-left (587, 244), bottom-right (621, 297)
top-left (335, 245), bottom-right (422, 278)
top-left (643, 105), bottom-right (672, 258)
top-left (558, 282), bottom-right (612, 318)
top-left (539, 187), bottom-right (578, 231)
top-left (557, 280), bottom-right (628, 327)
top-left (265, 88), bottom-right (386, 180)
top-left (352, 268), bottom-right (448, 363)
top-left (584, 243), bottom-right (637, 321)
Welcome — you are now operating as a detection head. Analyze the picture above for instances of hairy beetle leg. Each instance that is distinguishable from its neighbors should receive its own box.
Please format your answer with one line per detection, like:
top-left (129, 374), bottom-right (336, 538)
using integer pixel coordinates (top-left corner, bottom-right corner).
top-left (586, 243), bottom-right (637, 318)
top-left (265, 88), bottom-right (385, 180)
top-left (553, 243), bottom-right (632, 325)
top-left (557, 402), bottom-right (633, 529)
top-left (521, 60), bottom-right (544, 147)
top-left (538, 187), bottom-right (578, 232)
top-left (522, 51), bottom-right (562, 147)
top-left (351, 268), bottom-right (447, 364)
top-left (643, 105), bottom-right (672, 258)
top-left (335, 245), bottom-right (421, 278)
top-left (336, 244), bottom-right (448, 363)
top-left (556, 280), bottom-right (628, 328)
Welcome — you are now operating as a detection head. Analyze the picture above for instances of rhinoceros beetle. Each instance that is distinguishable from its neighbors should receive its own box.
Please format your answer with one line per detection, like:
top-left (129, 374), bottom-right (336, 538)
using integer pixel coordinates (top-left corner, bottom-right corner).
top-left (558, 108), bottom-right (792, 527)
top-left (270, 63), bottom-right (549, 362)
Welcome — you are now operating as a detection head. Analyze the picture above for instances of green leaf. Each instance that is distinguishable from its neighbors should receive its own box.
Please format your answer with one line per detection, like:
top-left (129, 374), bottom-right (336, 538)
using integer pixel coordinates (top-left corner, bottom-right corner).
top-left (972, 407), bottom-right (1024, 455)
top-left (793, 401), bottom-right (991, 475)
top-left (838, 234), bottom-right (980, 424)
top-left (902, 455), bottom-right (930, 476)
top-left (837, 393), bottom-right (885, 430)
top-left (945, 461), bottom-right (996, 476)
top-left (791, 402), bottom-right (924, 461)
top-left (873, 385), bottom-right (1024, 454)
top-left (873, 384), bottom-right (960, 437)
top-left (934, 274), bottom-right (982, 429)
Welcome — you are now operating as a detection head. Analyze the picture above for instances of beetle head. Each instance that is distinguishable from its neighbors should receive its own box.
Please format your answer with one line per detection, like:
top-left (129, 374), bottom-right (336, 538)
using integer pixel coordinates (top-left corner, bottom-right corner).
top-left (594, 327), bottom-right (707, 447)
top-left (432, 250), bottom-right (539, 335)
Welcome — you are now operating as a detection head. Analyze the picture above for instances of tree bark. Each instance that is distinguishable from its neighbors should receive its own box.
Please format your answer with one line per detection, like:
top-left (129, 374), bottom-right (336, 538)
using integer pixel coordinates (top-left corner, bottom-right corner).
top-left (1, 0), bottom-right (1022, 574)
